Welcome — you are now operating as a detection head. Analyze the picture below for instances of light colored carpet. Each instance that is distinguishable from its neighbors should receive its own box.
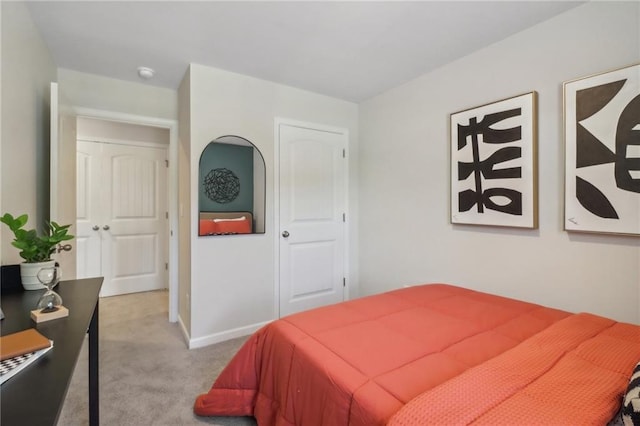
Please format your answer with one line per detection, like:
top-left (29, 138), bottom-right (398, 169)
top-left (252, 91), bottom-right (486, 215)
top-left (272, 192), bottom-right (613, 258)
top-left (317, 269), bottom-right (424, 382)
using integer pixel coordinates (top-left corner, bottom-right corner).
top-left (58, 290), bottom-right (257, 425)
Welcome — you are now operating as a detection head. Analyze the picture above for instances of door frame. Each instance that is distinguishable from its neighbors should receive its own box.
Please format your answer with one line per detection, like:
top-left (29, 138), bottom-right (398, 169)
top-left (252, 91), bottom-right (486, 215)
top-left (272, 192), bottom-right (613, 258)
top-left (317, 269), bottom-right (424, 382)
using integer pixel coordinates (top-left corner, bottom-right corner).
top-left (75, 107), bottom-right (179, 323)
top-left (273, 117), bottom-right (350, 318)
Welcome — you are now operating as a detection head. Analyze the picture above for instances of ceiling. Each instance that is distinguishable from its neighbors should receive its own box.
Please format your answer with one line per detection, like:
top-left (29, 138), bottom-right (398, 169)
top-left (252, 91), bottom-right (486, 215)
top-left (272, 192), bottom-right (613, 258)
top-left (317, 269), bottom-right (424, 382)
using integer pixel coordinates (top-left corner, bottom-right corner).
top-left (26, 1), bottom-right (583, 103)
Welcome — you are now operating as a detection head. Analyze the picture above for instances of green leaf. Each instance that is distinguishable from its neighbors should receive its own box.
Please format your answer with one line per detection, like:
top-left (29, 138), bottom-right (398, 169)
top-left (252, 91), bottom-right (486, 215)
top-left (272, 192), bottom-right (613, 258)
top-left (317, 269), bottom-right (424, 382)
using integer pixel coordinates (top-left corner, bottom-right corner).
top-left (1, 212), bottom-right (74, 262)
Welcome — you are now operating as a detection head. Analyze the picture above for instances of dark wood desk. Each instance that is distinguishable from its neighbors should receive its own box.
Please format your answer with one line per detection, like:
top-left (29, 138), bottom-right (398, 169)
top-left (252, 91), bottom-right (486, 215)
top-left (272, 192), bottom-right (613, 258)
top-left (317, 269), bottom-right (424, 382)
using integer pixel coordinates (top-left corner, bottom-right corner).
top-left (0, 277), bottom-right (103, 426)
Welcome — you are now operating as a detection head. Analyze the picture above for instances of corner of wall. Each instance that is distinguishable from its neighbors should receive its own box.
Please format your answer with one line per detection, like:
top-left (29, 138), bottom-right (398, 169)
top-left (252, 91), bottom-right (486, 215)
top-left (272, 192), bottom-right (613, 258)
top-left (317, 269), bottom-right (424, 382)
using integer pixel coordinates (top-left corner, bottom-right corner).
top-left (177, 66), bottom-right (192, 334)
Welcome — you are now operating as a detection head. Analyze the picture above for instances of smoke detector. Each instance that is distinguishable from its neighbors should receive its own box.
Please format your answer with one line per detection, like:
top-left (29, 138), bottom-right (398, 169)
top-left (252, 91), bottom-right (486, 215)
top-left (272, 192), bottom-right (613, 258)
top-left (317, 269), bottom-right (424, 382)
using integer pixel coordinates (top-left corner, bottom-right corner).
top-left (137, 66), bottom-right (155, 80)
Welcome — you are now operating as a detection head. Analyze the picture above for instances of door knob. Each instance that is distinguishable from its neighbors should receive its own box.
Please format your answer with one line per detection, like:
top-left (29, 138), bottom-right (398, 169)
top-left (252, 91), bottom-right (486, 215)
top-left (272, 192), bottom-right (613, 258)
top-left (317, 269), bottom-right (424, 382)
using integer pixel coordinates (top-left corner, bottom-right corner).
top-left (57, 243), bottom-right (73, 253)
top-left (92, 225), bottom-right (99, 231)
top-left (282, 230), bottom-right (290, 238)
top-left (103, 225), bottom-right (110, 231)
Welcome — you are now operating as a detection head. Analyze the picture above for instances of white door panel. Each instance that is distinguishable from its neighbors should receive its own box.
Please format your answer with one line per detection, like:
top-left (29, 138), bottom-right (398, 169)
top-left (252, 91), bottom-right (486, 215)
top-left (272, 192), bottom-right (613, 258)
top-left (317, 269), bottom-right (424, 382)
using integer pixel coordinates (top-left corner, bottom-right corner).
top-left (290, 240), bottom-right (338, 296)
top-left (279, 123), bottom-right (347, 316)
top-left (289, 141), bottom-right (336, 220)
top-left (103, 143), bottom-right (167, 296)
top-left (76, 143), bottom-right (102, 279)
top-left (77, 140), bottom-right (167, 297)
top-left (75, 236), bottom-right (98, 279)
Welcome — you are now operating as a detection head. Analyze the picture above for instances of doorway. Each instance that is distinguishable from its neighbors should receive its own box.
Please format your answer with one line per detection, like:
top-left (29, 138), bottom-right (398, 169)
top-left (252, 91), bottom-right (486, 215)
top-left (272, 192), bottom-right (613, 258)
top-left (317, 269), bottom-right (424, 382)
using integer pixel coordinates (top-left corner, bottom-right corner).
top-left (49, 83), bottom-right (179, 321)
top-left (276, 119), bottom-right (349, 317)
top-left (76, 126), bottom-right (169, 297)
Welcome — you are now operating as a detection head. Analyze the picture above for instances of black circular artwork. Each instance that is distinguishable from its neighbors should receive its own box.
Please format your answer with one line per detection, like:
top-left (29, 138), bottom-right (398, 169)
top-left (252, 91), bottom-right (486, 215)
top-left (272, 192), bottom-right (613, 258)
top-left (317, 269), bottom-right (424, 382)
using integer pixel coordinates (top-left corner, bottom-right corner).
top-left (204, 168), bottom-right (240, 203)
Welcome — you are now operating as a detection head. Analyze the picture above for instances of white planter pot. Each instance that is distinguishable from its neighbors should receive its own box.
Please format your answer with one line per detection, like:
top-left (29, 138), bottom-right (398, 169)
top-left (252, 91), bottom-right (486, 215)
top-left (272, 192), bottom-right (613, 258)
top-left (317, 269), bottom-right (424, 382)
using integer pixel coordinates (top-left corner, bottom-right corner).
top-left (20, 260), bottom-right (56, 290)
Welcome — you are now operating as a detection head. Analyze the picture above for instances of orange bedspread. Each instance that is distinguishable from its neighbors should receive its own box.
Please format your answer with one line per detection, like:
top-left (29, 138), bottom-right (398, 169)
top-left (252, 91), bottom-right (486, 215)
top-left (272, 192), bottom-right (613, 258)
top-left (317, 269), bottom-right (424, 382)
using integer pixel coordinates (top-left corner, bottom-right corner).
top-left (389, 312), bottom-right (640, 425)
top-left (195, 283), bottom-right (580, 424)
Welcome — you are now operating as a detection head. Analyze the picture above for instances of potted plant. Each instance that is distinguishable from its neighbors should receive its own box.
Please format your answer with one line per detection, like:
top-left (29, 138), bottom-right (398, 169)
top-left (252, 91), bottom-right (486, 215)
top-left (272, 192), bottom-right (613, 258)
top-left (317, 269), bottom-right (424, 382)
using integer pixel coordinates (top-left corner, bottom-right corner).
top-left (1, 213), bottom-right (74, 290)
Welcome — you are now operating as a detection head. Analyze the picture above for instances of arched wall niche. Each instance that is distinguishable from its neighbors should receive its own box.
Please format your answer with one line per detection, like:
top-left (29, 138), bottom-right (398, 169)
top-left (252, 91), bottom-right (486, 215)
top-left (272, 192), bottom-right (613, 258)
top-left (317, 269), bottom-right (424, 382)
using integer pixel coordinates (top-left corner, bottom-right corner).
top-left (198, 135), bottom-right (266, 236)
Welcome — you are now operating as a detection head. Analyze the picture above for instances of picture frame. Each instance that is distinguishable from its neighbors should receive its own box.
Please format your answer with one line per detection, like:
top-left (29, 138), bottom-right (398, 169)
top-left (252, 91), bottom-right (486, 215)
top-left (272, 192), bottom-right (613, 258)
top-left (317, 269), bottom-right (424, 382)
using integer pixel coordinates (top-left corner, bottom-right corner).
top-left (450, 92), bottom-right (538, 229)
top-left (564, 63), bottom-right (640, 236)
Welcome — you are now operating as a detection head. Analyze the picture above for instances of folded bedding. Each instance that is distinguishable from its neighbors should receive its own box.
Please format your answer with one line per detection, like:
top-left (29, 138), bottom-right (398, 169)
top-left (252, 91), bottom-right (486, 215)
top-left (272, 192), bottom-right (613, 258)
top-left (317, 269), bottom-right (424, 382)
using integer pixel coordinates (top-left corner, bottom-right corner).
top-left (194, 283), bottom-right (640, 425)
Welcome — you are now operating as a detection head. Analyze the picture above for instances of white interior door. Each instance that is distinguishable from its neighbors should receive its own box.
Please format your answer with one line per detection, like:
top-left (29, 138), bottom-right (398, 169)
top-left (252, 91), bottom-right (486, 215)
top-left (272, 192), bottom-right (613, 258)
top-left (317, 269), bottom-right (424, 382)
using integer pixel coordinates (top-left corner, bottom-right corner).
top-left (278, 122), bottom-right (347, 316)
top-left (50, 82), bottom-right (77, 277)
top-left (77, 140), bottom-right (168, 297)
top-left (76, 141), bottom-right (102, 279)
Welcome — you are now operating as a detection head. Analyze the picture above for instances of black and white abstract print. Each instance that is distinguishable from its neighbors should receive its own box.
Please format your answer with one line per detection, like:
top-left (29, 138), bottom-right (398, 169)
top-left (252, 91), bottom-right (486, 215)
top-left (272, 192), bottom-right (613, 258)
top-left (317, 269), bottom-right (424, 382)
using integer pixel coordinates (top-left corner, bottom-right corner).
top-left (565, 64), bottom-right (640, 235)
top-left (451, 92), bottom-right (537, 228)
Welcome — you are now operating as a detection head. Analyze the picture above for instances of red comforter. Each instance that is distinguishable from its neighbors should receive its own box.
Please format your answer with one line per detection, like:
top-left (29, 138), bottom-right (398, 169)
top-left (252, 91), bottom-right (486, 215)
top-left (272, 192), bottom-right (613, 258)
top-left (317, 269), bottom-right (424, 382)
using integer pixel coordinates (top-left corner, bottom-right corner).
top-left (194, 284), bottom-right (640, 425)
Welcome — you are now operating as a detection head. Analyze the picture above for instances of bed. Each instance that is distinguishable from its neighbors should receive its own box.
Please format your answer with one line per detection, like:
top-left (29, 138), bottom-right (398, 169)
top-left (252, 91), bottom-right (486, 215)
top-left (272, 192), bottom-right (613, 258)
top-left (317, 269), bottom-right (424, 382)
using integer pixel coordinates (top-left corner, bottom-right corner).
top-left (199, 211), bottom-right (253, 236)
top-left (194, 283), bottom-right (640, 425)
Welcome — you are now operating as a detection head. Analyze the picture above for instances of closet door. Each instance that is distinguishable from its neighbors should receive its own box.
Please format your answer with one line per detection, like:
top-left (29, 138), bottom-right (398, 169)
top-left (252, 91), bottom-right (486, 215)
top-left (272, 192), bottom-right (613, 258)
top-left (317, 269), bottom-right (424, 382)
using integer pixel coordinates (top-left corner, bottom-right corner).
top-left (76, 141), bottom-right (103, 280)
top-left (101, 142), bottom-right (167, 296)
top-left (76, 140), bottom-right (168, 296)
top-left (278, 122), bottom-right (347, 316)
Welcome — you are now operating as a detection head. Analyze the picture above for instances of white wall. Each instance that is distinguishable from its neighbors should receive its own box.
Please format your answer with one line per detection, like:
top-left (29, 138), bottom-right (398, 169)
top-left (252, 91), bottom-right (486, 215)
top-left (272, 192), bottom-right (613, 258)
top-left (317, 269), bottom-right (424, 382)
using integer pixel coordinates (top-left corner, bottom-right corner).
top-left (359, 1), bottom-right (640, 323)
top-left (1, 2), bottom-right (57, 265)
top-left (57, 68), bottom-right (177, 121)
top-left (186, 64), bottom-right (359, 346)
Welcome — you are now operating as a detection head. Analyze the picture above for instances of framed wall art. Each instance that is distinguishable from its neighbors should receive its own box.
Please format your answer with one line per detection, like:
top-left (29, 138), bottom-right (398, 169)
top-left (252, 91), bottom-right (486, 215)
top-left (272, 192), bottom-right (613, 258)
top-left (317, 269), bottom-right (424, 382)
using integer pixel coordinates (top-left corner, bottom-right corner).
top-left (450, 92), bottom-right (538, 229)
top-left (564, 63), bottom-right (640, 236)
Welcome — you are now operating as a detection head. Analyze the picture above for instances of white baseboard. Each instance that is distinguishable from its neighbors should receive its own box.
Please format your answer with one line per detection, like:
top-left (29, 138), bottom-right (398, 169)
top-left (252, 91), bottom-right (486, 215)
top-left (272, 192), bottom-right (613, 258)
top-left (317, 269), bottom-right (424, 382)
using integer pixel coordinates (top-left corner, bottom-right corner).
top-left (188, 320), bottom-right (272, 349)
